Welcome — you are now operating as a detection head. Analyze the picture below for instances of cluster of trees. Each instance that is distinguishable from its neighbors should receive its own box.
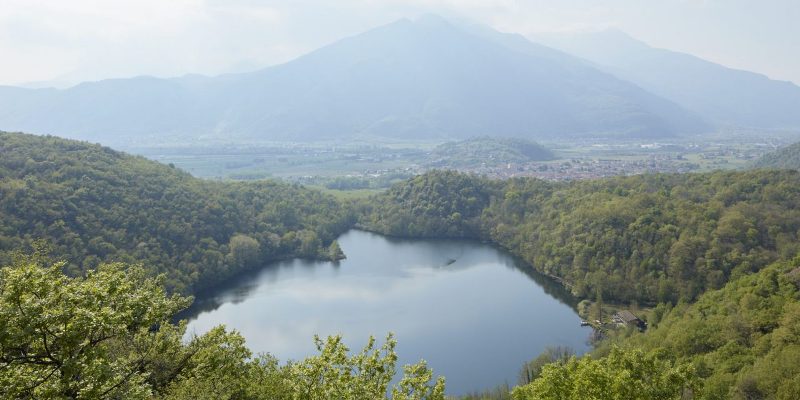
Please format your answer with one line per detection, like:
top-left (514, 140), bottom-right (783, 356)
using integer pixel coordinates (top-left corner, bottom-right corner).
top-left (0, 132), bottom-right (356, 293)
top-left (0, 254), bottom-right (446, 399)
top-left (362, 170), bottom-right (800, 305)
top-left (322, 173), bottom-right (413, 191)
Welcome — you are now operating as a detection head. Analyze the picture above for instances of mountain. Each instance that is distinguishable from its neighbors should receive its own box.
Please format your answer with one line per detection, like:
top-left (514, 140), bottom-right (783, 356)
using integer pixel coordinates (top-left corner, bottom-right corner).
top-left (0, 131), bottom-right (354, 293)
top-left (753, 141), bottom-right (800, 169)
top-left (0, 16), bottom-right (708, 145)
top-left (533, 29), bottom-right (800, 130)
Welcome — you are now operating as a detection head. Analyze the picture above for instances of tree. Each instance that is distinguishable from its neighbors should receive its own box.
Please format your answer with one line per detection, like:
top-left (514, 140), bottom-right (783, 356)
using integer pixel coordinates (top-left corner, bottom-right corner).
top-left (590, 288), bottom-right (604, 323)
top-left (519, 346), bottom-right (575, 385)
top-left (285, 334), bottom-right (445, 400)
top-left (328, 240), bottom-right (346, 261)
top-left (0, 255), bottom-right (190, 399)
top-left (228, 234), bottom-right (260, 268)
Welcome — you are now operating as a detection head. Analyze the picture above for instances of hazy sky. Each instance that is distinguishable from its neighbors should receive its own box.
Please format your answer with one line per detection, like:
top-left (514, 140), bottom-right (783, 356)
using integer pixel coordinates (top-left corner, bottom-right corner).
top-left (1, 0), bottom-right (798, 87)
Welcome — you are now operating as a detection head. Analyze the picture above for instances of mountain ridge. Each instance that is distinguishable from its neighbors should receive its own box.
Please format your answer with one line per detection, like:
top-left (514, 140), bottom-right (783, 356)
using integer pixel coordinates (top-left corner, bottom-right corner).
top-left (0, 16), bottom-right (709, 145)
top-left (533, 29), bottom-right (800, 129)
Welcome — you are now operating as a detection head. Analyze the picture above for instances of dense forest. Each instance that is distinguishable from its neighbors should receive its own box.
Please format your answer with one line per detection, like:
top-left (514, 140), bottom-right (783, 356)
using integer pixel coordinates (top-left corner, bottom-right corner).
top-left (753, 141), bottom-right (800, 170)
top-left (0, 132), bottom-right (355, 293)
top-left (361, 170), bottom-right (800, 305)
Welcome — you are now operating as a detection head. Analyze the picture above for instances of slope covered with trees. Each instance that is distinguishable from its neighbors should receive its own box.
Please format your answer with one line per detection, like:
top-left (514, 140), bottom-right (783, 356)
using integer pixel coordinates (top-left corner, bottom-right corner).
top-left (0, 132), bottom-right (355, 293)
top-left (601, 257), bottom-right (800, 399)
top-left (753, 141), bottom-right (800, 170)
top-left (362, 170), bottom-right (800, 305)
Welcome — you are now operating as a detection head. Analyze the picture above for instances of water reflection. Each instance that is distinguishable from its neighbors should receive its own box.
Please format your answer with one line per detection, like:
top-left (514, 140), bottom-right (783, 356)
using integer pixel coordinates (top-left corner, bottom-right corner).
top-left (182, 230), bottom-right (589, 395)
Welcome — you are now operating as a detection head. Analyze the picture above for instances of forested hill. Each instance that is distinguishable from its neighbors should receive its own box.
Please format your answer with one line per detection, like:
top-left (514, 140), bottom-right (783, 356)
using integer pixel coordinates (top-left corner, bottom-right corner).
top-left (429, 137), bottom-right (555, 168)
top-left (361, 170), bottom-right (800, 305)
top-left (614, 256), bottom-right (800, 399)
top-left (0, 132), bottom-right (355, 293)
top-left (753, 141), bottom-right (800, 170)
top-left (510, 256), bottom-right (800, 400)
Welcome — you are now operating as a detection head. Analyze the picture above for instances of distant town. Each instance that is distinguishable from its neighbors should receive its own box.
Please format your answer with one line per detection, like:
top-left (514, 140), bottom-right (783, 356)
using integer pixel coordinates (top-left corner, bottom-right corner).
top-left (134, 135), bottom-right (787, 190)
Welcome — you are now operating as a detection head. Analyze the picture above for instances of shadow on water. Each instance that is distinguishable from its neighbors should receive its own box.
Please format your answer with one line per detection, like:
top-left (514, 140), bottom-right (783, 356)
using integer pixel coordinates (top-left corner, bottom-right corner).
top-left (174, 258), bottom-right (329, 322)
top-left (504, 253), bottom-right (580, 309)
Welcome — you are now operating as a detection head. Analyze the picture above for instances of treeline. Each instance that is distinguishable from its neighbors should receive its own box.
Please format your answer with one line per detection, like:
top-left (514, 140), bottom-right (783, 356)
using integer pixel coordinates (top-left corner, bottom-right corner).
top-left (0, 132), bottom-right (355, 293)
top-left (361, 170), bottom-right (800, 304)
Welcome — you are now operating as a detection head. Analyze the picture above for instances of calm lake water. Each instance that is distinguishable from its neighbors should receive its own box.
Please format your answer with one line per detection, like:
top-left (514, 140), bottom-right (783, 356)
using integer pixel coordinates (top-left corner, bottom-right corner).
top-left (183, 230), bottom-right (590, 395)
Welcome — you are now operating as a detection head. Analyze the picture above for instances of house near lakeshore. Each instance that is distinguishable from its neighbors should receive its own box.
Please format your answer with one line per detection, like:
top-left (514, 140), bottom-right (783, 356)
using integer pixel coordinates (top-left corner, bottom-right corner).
top-left (612, 310), bottom-right (646, 331)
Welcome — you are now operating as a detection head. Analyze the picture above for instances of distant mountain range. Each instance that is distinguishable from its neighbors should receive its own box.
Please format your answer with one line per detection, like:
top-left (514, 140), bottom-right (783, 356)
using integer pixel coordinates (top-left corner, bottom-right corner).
top-left (533, 29), bottom-right (800, 130)
top-left (2, 16), bottom-right (797, 144)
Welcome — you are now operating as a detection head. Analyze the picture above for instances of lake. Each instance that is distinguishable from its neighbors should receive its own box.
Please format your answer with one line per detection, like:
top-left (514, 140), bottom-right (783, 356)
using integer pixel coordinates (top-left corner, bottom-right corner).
top-left (183, 230), bottom-right (590, 395)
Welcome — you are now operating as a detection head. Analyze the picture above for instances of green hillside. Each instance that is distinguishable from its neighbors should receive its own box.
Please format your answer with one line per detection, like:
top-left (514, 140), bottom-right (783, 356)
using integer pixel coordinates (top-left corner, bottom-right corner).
top-left (428, 137), bottom-right (555, 167)
top-left (753, 141), bottom-right (800, 170)
top-left (0, 132), bottom-right (354, 293)
top-left (613, 257), bottom-right (800, 399)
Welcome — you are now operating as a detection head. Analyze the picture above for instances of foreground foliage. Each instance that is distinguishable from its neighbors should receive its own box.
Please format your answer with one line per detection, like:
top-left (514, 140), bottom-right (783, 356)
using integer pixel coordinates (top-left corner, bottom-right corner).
top-left (363, 170), bottom-right (800, 305)
top-left (0, 255), bottom-right (445, 399)
top-left (0, 132), bottom-right (355, 293)
top-left (512, 347), bottom-right (698, 400)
